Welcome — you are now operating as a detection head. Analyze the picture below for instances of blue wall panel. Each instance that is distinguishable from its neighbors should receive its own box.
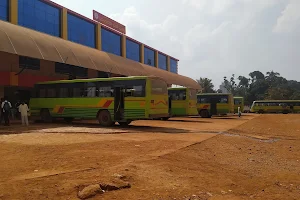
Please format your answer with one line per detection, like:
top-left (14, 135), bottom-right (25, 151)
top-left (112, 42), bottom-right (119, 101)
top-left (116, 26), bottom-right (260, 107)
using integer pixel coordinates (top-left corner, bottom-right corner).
top-left (0, 0), bottom-right (8, 21)
top-left (126, 39), bottom-right (140, 62)
top-left (68, 13), bottom-right (96, 48)
top-left (101, 28), bottom-right (121, 56)
top-left (158, 53), bottom-right (167, 70)
top-left (170, 58), bottom-right (178, 73)
top-left (144, 47), bottom-right (155, 67)
top-left (18, 0), bottom-right (60, 37)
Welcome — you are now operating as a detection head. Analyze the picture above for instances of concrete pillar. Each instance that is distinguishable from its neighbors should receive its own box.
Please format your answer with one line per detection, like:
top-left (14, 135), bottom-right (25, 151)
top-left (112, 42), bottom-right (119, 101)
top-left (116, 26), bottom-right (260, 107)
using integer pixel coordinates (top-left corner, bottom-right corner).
top-left (9, 0), bottom-right (18, 25)
top-left (167, 56), bottom-right (170, 72)
top-left (140, 44), bottom-right (144, 63)
top-left (61, 8), bottom-right (68, 40)
top-left (155, 51), bottom-right (158, 68)
top-left (121, 35), bottom-right (126, 58)
top-left (96, 24), bottom-right (102, 51)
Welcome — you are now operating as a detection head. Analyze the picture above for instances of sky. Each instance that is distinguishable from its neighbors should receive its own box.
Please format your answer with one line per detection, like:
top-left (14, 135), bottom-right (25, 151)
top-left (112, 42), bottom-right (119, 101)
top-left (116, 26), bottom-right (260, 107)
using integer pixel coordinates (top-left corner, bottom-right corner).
top-left (53, 0), bottom-right (300, 88)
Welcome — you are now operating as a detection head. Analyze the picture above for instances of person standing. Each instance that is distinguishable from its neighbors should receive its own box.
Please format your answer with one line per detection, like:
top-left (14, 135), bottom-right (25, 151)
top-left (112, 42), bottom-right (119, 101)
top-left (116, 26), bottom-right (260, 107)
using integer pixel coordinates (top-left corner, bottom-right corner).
top-left (238, 106), bottom-right (241, 118)
top-left (18, 101), bottom-right (29, 126)
top-left (0, 98), bottom-right (3, 124)
top-left (1, 97), bottom-right (12, 126)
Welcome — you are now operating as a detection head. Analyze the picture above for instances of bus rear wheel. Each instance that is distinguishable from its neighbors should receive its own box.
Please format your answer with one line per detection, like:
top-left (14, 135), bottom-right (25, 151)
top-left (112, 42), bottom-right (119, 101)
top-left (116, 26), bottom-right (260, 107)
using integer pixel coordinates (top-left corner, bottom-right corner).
top-left (64, 117), bottom-right (73, 123)
top-left (258, 110), bottom-right (264, 114)
top-left (98, 110), bottom-right (114, 127)
top-left (161, 117), bottom-right (170, 121)
top-left (283, 110), bottom-right (289, 114)
top-left (200, 110), bottom-right (209, 118)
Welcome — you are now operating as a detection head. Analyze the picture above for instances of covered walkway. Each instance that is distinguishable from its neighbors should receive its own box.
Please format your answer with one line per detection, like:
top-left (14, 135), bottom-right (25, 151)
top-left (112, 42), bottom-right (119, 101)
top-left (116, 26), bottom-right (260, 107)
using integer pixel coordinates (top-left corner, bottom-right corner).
top-left (0, 20), bottom-right (199, 89)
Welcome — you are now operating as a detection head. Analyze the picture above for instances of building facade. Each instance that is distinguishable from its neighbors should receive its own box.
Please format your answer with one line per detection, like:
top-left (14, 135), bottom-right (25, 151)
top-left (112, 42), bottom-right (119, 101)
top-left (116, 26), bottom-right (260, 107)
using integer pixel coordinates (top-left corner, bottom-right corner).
top-left (0, 0), bottom-right (190, 104)
top-left (1, 0), bottom-right (179, 73)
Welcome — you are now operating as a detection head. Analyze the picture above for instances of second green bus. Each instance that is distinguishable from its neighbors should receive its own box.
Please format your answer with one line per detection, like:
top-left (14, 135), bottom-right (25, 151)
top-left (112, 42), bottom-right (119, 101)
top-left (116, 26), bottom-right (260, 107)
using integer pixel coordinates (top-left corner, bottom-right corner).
top-left (197, 93), bottom-right (234, 118)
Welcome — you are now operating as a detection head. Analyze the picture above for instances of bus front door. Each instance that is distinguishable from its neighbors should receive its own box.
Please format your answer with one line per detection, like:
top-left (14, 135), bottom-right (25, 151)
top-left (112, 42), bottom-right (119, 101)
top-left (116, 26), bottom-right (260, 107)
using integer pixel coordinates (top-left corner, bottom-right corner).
top-left (114, 87), bottom-right (125, 121)
top-left (210, 98), bottom-right (218, 116)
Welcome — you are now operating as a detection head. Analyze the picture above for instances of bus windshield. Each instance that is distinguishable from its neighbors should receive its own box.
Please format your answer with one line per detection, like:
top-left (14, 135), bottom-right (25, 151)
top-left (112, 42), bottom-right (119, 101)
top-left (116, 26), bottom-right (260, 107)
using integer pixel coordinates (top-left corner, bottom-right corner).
top-left (151, 79), bottom-right (168, 95)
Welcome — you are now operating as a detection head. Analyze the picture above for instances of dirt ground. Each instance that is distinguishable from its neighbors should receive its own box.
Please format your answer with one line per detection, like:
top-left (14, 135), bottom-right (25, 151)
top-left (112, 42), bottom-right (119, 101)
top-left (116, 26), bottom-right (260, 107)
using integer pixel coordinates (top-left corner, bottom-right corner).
top-left (0, 114), bottom-right (299, 200)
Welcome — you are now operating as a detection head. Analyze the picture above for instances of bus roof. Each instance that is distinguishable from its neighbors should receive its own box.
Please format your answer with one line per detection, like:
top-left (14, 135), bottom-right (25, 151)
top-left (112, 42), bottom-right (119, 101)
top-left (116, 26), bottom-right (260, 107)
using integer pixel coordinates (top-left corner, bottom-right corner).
top-left (168, 87), bottom-right (188, 90)
top-left (197, 93), bottom-right (232, 96)
top-left (35, 76), bottom-right (163, 85)
top-left (253, 100), bottom-right (300, 102)
top-left (234, 97), bottom-right (244, 99)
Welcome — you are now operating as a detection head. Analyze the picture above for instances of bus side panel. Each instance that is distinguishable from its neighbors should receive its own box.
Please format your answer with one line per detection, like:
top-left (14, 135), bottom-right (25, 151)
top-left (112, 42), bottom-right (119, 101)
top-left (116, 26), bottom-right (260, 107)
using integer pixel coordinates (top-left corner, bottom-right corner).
top-left (147, 79), bottom-right (169, 118)
top-left (188, 99), bottom-right (198, 115)
top-left (217, 103), bottom-right (231, 114)
top-left (30, 97), bottom-right (114, 119)
top-left (148, 94), bottom-right (169, 118)
top-left (124, 97), bottom-right (146, 119)
top-left (171, 100), bottom-right (188, 116)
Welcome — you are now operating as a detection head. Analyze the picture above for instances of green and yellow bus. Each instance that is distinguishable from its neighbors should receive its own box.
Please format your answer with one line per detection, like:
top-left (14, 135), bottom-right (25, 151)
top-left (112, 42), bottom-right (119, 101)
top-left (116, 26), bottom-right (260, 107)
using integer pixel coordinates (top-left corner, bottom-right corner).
top-left (250, 100), bottom-right (300, 114)
top-left (29, 76), bottom-right (169, 126)
top-left (197, 93), bottom-right (234, 118)
top-left (234, 97), bottom-right (244, 113)
top-left (164, 87), bottom-right (198, 119)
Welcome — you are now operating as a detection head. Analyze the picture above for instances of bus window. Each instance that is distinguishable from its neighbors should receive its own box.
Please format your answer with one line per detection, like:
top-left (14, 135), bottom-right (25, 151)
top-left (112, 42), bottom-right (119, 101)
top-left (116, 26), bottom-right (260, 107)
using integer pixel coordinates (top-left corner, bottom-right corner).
top-left (169, 89), bottom-right (186, 100)
top-left (99, 86), bottom-right (113, 97)
top-left (86, 82), bottom-right (97, 97)
top-left (151, 79), bottom-right (167, 95)
top-left (197, 96), bottom-right (209, 103)
top-left (234, 99), bottom-right (241, 105)
top-left (70, 83), bottom-right (85, 97)
top-left (190, 89), bottom-right (197, 100)
top-left (59, 88), bottom-right (69, 98)
top-left (220, 97), bottom-right (228, 103)
top-left (132, 85), bottom-right (144, 97)
top-left (47, 88), bottom-right (56, 98)
top-left (39, 88), bottom-right (46, 98)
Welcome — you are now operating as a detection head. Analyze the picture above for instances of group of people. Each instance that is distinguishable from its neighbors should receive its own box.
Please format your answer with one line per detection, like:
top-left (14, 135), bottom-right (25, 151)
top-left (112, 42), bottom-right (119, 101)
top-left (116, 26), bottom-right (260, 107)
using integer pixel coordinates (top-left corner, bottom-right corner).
top-left (0, 97), bottom-right (30, 126)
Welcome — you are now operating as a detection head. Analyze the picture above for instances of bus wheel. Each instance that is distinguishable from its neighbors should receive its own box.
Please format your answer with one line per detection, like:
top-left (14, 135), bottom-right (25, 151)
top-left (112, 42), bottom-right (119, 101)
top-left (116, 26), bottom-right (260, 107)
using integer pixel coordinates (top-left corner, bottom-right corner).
top-left (64, 117), bottom-right (73, 123)
top-left (283, 110), bottom-right (289, 114)
top-left (200, 110), bottom-right (209, 118)
top-left (258, 110), bottom-right (264, 114)
top-left (118, 120), bottom-right (132, 127)
top-left (161, 117), bottom-right (170, 121)
top-left (98, 110), bottom-right (113, 127)
top-left (41, 109), bottom-right (52, 123)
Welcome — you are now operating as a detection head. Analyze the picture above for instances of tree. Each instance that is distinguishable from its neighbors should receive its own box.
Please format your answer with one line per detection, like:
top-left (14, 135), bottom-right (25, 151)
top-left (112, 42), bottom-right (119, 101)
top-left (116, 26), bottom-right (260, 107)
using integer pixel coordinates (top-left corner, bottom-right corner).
top-left (223, 74), bottom-right (237, 95)
top-left (249, 71), bottom-right (265, 83)
top-left (205, 70), bottom-right (300, 104)
top-left (197, 78), bottom-right (215, 93)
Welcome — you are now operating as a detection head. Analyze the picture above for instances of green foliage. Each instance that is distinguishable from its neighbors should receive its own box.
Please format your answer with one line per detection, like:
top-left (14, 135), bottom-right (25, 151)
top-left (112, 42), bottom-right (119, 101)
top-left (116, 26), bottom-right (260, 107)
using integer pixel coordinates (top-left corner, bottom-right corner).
top-left (197, 77), bottom-right (215, 93)
top-left (219, 71), bottom-right (300, 105)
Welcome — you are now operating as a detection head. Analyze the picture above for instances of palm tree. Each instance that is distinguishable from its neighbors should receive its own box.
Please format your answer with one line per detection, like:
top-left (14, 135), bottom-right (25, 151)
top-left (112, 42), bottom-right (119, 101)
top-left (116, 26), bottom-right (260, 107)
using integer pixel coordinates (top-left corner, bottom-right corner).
top-left (197, 77), bottom-right (215, 93)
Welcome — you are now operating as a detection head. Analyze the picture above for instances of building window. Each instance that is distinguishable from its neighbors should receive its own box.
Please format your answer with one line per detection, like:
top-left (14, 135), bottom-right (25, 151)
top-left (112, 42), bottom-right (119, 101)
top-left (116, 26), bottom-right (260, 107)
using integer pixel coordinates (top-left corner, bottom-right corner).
top-left (55, 62), bottom-right (88, 78)
top-left (170, 58), bottom-right (178, 74)
top-left (158, 53), bottom-right (167, 70)
top-left (0, 0), bottom-right (8, 21)
top-left (101, 28), bottom-right (122, 56)
top-left (67, 13), bottom-right (96, 48)
top-left (18, 0), bottom-right (60, 37)
top-left (19, 56), bottom-right (40, 70)
top-left (144, 47), bottom-right (155, 67)
top-left (126, 39), bottom-right (140, 62)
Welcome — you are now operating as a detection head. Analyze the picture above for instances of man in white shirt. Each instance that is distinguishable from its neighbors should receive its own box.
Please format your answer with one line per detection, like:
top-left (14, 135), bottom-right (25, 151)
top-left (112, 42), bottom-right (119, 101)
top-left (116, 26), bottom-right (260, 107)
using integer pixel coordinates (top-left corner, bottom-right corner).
top-left (1, 97), bottom-right (12, 126)
top-left (18, 102), bottom-right (29, 126)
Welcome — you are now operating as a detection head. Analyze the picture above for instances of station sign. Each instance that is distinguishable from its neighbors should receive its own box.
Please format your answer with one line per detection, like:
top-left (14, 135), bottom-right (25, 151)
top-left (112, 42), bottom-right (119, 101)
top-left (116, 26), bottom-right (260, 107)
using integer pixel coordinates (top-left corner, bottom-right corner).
top-left (93, 10), bottom-right (126, 34)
